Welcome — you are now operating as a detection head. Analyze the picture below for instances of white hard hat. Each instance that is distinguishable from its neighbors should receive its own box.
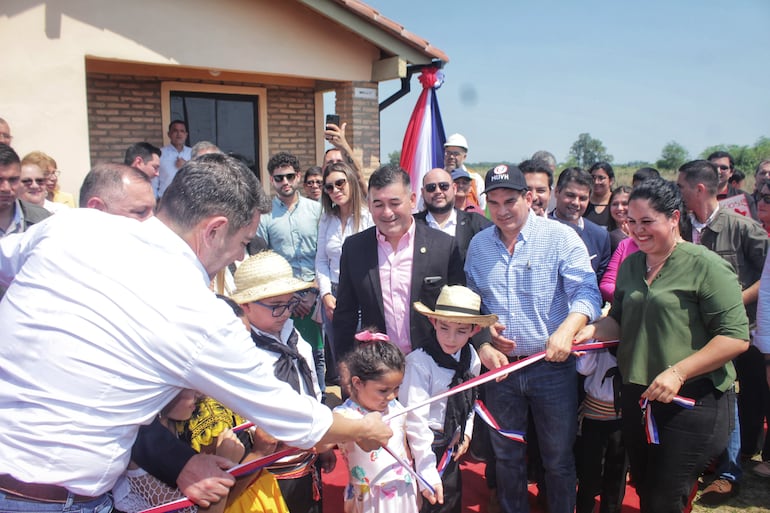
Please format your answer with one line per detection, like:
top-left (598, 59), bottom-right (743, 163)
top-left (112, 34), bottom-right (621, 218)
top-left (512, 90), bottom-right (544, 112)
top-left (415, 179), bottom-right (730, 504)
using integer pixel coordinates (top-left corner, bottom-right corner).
top-left (444, 133), bottom-right (468, 151)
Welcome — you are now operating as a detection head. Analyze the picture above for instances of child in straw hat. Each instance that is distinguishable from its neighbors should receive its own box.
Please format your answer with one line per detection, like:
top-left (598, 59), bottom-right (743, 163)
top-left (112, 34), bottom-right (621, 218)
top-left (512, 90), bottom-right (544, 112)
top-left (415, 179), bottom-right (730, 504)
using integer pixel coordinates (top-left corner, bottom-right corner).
top-left (231, 251), bottom-right (333, 513)
top-left (400, 285), bottom-right (498, 513)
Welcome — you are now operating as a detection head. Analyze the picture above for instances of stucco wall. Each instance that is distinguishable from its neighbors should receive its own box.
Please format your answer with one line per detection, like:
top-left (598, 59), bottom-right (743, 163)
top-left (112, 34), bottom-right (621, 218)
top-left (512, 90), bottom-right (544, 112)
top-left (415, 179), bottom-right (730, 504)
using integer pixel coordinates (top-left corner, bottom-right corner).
top-left (1, 0), bottom-right (381, 193)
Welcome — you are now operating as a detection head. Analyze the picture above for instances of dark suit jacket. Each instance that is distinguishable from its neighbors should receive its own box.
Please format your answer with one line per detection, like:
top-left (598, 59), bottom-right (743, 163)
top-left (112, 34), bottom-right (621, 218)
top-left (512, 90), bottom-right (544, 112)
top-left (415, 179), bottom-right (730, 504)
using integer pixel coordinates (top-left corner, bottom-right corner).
top-left (413, 208), bottom-right (492, 262)
top-left (333, 222), bottom-right (465, 357)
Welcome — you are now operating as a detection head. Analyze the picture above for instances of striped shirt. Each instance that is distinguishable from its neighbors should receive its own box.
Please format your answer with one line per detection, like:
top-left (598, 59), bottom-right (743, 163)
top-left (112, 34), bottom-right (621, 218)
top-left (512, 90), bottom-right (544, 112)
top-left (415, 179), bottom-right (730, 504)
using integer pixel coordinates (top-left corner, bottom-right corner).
top-left (465, 212), bottom-right (601, 356)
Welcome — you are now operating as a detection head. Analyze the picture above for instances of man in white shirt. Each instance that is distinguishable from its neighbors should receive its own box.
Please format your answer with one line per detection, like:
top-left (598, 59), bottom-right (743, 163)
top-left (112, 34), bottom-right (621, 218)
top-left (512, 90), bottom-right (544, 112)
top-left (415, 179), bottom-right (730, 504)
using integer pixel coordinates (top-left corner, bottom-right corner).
top-left (0, 154), bottom-right (392, 513)
top-left (156, 120), bottom-right (192, 198)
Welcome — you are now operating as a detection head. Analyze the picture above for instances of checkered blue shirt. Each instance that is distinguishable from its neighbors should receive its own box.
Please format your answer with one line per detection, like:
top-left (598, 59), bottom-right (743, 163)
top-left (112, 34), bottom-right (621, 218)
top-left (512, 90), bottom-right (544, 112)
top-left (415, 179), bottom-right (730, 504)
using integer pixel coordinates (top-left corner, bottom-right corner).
top-left (465, 212), bottom-right (601, 356)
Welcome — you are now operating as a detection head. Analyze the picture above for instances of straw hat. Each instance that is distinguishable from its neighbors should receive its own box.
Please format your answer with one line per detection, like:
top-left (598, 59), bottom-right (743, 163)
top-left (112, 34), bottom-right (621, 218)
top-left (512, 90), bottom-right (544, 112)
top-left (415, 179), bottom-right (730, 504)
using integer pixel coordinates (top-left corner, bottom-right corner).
top-left (230, 251), bottom-right (313, 305)
top-left (413, 285), bottom-right (498, 327)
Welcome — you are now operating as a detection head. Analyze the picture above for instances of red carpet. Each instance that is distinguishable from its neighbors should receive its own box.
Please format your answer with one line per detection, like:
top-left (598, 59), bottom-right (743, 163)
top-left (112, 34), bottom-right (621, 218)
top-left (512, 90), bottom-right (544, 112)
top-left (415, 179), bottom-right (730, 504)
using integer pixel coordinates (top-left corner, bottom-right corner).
top-left (322, 451), bottom-right (642, 512)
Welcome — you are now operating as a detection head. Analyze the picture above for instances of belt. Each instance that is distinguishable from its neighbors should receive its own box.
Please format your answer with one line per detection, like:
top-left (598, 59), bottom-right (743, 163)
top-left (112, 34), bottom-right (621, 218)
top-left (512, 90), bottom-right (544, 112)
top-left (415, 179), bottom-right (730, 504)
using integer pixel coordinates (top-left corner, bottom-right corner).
top-left (0, 475), bottom-right (97, 504)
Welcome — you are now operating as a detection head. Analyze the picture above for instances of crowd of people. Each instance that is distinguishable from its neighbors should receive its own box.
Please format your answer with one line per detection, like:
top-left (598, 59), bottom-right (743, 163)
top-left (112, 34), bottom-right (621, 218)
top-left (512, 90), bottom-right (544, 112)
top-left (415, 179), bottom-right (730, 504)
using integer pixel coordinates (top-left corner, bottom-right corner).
top-left (1, 112), bottom-right (770, 513)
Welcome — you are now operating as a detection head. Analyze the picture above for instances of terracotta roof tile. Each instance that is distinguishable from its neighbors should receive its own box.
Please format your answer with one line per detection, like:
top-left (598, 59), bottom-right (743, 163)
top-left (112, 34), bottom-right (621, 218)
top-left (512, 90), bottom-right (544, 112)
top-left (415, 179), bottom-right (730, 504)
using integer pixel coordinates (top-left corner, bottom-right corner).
top-left (334, 0), bottom-right (449, 63)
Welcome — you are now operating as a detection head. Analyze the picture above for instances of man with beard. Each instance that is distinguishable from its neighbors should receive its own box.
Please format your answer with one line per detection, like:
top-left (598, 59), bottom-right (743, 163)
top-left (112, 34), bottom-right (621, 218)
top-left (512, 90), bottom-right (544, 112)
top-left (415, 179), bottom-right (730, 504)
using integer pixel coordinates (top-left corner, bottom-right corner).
top-left (519, 159), bottom-right (553, 217)
top-left (258, 152), bottom-right (324, 387)
top-left (415, 168), bottom-right (491, 262)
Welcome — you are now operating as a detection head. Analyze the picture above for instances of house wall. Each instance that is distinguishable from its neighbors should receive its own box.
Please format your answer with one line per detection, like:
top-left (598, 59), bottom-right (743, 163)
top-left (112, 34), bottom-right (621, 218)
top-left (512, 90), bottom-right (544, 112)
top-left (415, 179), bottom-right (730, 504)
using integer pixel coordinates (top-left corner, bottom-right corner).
top-left (86, 72), bottom-right (329, 184)
top-left (1, 0), bottom-right (382, 194)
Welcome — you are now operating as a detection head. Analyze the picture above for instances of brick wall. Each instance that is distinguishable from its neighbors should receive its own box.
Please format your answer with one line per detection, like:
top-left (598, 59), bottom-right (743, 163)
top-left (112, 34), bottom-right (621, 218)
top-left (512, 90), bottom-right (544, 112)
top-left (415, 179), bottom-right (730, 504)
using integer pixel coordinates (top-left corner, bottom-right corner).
top-left (335, 81), bottom-right (381, 175)
top-left (265, 86), bottom-right (316, 172)
top-left (85, 73), bottom-right (380, 178)
top-left (86, 74), bottom-right (163, 164)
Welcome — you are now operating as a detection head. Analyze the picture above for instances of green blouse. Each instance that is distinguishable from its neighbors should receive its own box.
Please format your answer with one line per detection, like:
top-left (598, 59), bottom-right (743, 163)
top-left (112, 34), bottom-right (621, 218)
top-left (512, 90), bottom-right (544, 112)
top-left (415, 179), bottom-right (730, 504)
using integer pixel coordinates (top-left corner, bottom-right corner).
top-left (609, 242), bottom-right (749, 392)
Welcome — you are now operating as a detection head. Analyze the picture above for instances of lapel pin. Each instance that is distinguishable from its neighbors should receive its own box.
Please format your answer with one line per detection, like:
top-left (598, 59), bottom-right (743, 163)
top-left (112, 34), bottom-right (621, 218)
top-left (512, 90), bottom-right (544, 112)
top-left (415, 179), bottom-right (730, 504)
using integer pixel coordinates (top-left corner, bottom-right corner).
top-left (420, 246), bottom-right (427, 254)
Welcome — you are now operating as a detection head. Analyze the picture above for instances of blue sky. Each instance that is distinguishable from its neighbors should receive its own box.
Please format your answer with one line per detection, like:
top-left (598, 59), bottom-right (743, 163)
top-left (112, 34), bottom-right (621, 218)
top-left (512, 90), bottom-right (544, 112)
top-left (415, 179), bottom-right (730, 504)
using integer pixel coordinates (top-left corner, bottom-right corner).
top-left (365, 0), bottom-right (770, 165)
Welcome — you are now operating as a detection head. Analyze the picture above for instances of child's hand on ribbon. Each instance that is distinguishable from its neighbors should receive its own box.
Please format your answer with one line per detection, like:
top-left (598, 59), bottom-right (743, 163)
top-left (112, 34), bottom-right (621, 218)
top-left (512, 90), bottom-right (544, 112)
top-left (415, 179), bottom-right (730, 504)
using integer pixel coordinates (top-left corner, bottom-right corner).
top-left (422, 482), bottom-right (444, 505)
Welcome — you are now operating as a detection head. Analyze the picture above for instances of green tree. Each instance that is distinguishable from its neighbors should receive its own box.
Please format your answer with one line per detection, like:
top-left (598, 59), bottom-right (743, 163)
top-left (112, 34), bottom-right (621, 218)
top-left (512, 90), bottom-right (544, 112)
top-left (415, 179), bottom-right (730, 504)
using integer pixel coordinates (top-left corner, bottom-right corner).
top-left (656, 141), bottom-right (689, 170)
top-left (568, 133), bottom-right (613, 169)
top-left (699, 138), bottom-right (770, 174)
top-left (387, 150), bottom-right (401, 166)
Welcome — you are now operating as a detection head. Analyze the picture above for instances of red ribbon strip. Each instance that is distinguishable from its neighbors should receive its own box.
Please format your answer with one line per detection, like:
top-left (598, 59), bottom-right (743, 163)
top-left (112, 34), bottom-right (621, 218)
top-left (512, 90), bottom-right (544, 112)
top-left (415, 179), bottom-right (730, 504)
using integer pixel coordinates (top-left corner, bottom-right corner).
top-left (384, 340), bottom-right (619, 422)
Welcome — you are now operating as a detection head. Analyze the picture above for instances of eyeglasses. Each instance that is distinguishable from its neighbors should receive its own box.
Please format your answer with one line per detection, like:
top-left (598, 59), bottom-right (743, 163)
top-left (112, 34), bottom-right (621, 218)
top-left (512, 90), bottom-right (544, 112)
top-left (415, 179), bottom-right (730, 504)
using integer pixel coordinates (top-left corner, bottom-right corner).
top-left (305, 180), bottom-right (322, 187)
top-left (252, 297), bottom-right (300, 317)
top-left (759, 194), bottom-right (770, 205)
top-left (424, 182), bottom-right (451, 193)
top-left (20, 178), bottom-right (46, 186)
top-left (46, 170), bottom-right (61, 179)
top-left (0, 133), bottom-right (12, 143)
top-left (324, 178), bottom-right (347, 193)
top-left (272, 173), bottom-right (297, 183)
top-left (444, 150), bottom-right (465, 158)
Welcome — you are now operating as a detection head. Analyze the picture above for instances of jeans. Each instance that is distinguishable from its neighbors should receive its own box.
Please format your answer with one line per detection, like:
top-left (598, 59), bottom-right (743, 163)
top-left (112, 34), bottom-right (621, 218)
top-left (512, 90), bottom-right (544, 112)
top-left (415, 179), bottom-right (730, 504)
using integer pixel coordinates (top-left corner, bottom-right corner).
top-left (485, 357), bottom-right (578, 513)
top-left (622, 380), bottom-right (731, 513)
top-left (0, 492), bottom-right (112, 513)
top-left (716, 390), bottom-right (742, 482)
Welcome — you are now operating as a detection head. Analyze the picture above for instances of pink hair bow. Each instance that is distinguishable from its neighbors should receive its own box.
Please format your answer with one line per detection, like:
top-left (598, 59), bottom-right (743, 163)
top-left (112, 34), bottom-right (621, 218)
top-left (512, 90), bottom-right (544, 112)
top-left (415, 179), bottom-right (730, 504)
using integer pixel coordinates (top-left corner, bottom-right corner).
top-left (354, 331), bottom-right (390, 342)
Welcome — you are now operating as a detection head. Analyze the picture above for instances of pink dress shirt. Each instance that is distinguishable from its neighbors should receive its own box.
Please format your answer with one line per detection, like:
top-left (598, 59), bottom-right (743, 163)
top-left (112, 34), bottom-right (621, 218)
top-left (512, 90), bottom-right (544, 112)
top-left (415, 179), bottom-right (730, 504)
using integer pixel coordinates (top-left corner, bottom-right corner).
top-left (377, 220), bottom-right (416, 354)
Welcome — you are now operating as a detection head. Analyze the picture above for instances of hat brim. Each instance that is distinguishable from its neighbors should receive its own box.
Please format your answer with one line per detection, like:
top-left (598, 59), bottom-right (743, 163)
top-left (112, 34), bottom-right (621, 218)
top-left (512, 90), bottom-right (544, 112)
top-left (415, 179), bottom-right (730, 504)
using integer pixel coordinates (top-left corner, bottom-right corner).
top-left (483, 183), bottom-right (528, 195)
top-left (231, 277), bottom-right (313, 305)
top-left (413, 301), bottom-right (498, 327)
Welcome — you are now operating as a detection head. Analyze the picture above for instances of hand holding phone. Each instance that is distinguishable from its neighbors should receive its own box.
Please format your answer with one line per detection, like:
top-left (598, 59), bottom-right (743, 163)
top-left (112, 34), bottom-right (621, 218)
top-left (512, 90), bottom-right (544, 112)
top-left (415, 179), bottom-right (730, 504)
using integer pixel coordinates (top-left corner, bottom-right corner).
top-left (325, 114), bottom-right (340, 129)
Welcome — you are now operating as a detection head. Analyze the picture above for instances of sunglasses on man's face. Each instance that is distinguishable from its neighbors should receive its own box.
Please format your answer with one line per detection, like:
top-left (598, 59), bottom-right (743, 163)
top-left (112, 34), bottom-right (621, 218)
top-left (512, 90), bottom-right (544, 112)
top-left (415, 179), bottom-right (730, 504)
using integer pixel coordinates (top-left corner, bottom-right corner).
top-left (324, 178), bottom-right (347, 193)
top-left (305, 180), bottom-right (322, 187)
top-left (424, 182), bottom-right (451, 193)
top-left (272, 173), bottom-right (297, 183)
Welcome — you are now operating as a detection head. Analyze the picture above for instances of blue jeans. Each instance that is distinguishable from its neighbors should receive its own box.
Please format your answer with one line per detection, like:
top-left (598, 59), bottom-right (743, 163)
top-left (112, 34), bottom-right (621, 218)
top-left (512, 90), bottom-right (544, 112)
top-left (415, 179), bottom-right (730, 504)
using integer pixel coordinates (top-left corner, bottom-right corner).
top-left (716, 388), bottom-right (742, 482)
top-left (0, 491), bottom-right (112, 513)
top-left (485, 357), bottom-right (578, 513)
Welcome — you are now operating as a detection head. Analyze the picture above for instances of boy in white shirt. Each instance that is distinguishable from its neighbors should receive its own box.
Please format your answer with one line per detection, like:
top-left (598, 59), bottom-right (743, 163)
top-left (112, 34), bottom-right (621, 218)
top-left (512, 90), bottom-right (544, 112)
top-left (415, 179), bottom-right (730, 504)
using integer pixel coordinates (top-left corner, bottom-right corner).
top-left (400, 286), bottom-right (498, 513)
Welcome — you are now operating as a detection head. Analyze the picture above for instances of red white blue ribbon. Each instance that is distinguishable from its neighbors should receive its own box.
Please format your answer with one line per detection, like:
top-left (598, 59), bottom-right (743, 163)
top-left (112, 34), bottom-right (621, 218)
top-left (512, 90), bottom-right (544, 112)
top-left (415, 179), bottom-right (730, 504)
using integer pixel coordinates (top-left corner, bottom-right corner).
top-left (381, 444), bottom-right (437, 496)
top-left (436, 446), bottom-right (454, 476)
top-left (384, 340), bottom-right (619, 422)
top-left (473, 399), bottom-right (526, 444)
top-left (640, 395), bottom-right (696, 445)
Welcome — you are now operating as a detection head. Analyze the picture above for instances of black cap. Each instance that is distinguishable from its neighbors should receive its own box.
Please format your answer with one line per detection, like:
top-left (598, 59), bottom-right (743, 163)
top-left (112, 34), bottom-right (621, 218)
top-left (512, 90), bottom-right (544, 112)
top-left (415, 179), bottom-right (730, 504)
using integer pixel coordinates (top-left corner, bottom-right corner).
top-left (483, 164), bottom-right (528, 194)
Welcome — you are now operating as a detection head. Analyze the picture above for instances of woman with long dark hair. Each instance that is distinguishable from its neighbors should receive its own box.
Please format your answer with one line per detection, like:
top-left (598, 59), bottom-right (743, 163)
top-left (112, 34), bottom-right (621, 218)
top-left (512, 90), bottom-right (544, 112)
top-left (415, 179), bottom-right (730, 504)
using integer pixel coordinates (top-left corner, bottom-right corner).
top-left (315, 162), bottom-right (372, 380)
top-left (576, 178), bottom-right (749, 512)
